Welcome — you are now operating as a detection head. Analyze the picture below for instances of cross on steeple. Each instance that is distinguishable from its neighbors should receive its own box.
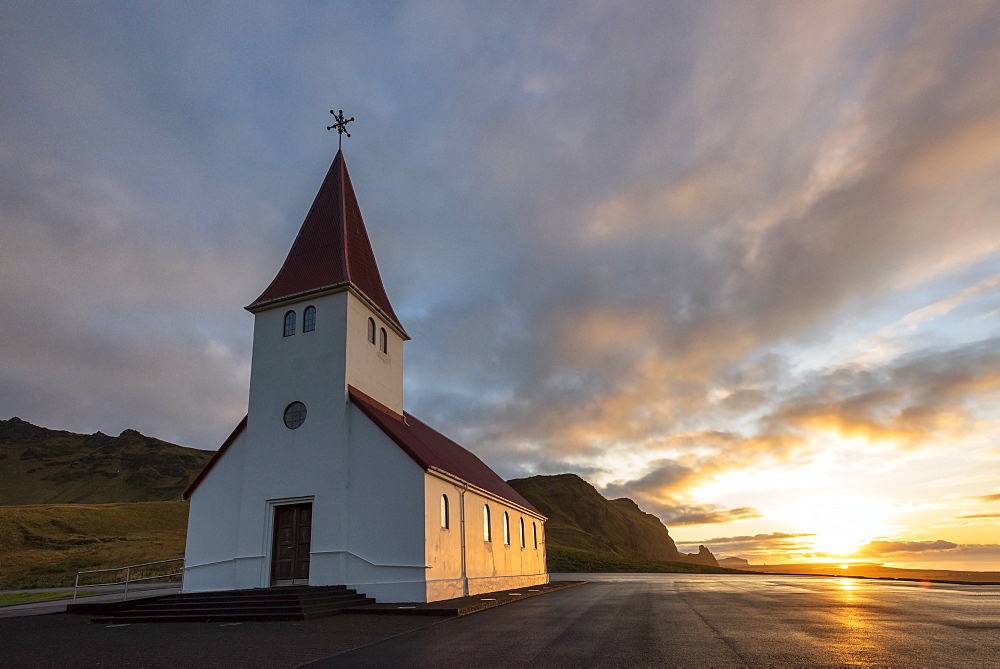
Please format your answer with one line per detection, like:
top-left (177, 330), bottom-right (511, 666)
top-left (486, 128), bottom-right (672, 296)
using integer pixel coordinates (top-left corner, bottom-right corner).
top-left (327, 109), bottom-right (355, 150)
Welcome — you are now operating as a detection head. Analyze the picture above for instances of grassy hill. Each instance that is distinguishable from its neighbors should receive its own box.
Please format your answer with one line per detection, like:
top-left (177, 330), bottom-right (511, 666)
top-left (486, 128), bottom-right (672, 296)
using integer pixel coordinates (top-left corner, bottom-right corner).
top-left (0, 501), bottom-right (189, 589)
top-left (0, 417), bottom-right (212, 505)
top-left (547, 546), bottom-right (744, 574)
top-left (509, 473), bottom-right (718, 567)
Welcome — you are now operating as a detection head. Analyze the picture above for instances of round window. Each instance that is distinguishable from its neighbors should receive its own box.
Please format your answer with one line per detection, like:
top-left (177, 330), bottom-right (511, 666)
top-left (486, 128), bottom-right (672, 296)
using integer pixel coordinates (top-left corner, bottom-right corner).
top-left (283, 402), bottom-right (307, 429)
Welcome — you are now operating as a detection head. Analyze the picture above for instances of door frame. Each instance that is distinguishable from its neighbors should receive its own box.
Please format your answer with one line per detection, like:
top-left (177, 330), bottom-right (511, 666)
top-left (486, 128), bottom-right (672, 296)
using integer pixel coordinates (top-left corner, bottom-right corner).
top-left (265, 496), bottom-right (314, 587)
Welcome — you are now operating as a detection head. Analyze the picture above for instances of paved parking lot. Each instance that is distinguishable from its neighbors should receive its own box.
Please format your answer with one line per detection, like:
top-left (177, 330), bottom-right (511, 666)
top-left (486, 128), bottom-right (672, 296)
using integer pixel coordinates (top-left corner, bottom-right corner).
top-left (3, 573), bottom-right (998, 667)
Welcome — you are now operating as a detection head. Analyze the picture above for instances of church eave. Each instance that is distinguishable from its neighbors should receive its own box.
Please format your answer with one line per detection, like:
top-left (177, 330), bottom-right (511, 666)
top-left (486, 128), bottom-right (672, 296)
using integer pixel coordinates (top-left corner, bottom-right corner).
top-left (246, 282), bottom-right (410, 340)
top-left (348, 386), bottom-right (540, 514)
top-left (426, 466), bottom-right (547, 521)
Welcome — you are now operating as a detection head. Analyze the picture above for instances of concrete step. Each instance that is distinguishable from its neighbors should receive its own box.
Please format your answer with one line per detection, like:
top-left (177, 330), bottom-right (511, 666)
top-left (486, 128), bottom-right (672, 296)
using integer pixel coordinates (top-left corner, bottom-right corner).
top-left (155, 585), bottom-right (349, 601)
top-left (126, 591), bottom-right (363, 610)
top-left (89, 586), bottom-right (374, 624)
top-left (111, 598), bottom-right (372, 616)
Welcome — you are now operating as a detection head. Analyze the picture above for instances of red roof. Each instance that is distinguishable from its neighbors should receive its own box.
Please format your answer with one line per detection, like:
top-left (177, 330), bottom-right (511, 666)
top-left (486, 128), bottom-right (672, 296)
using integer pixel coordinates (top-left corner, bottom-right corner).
top-left (184, 391), bottom-right (540, 517)
top-left (248, 150), bottom-right (405, 335)
top-left (348, 387), bottom-right (540, 515)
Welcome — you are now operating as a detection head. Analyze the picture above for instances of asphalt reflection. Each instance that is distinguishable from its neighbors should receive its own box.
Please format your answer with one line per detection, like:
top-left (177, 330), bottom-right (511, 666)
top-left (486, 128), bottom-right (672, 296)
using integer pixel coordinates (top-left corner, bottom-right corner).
top-left (319, 573), bottom-right (1000, 667)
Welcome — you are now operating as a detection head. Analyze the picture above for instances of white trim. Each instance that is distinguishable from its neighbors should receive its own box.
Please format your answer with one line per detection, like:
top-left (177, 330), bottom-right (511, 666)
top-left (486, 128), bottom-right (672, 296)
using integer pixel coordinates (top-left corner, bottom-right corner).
top-left (309, 550), bottom-right (430, 569)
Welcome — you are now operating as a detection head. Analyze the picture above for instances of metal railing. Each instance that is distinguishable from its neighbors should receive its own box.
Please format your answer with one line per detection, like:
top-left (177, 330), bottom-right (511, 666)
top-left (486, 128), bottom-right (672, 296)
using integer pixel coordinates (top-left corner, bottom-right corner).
top-left (73, 557), bottom-right (184, 602)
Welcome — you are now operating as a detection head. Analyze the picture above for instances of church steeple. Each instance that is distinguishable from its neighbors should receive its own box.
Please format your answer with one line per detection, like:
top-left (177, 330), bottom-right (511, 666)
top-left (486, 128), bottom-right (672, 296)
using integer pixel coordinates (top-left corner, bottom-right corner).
top-left (248, 150), bottom-right (406, 337)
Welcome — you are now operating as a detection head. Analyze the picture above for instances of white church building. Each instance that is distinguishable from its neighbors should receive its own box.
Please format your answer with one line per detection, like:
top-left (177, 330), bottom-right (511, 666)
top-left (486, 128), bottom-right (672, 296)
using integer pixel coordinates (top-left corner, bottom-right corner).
top-left (181, 149), bottom-right (548, 603)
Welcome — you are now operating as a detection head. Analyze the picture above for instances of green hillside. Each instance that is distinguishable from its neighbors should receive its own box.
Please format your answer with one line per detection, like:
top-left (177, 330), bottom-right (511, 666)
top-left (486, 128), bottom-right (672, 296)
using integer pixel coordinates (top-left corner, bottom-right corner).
top-left (547, 546), bottom-right (742, 574)
top-left (0, 501), bottom-right (189, 589)
top-left (0, 417), bottom-right (212, 505)
top-left (509, 473), bottom-right (718, 566)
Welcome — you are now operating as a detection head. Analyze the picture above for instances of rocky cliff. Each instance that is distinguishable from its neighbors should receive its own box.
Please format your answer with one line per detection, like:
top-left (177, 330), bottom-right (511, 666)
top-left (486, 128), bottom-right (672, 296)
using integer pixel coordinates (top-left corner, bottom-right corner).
top-left (508, 473), bottom-right (717, 566)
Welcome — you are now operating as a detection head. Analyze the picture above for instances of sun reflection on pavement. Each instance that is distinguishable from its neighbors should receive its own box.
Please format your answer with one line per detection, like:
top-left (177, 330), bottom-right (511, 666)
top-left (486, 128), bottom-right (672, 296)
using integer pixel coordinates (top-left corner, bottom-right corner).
top-left (824, 578), bottom-right (885, 664)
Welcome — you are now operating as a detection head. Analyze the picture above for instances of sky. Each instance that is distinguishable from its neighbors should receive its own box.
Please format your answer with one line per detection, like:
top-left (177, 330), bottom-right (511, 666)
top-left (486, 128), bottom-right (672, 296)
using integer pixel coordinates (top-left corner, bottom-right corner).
top-left (2, 1), bottom-right (999, 570)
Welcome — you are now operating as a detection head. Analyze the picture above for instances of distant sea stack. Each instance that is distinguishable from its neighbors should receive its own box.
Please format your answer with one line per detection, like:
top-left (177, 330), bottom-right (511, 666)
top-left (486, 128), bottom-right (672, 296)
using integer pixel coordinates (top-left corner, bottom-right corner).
top-left (507, 473), bottom-right (718, 566)
top-left (718, 556), bottom-right (752, 569)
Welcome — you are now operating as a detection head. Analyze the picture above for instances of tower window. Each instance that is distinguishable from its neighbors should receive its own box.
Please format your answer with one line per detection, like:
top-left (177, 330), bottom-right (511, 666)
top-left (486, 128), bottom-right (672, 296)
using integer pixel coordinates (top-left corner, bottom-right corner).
top-left (503, 512), bottom-right (510, 545)
top-left (367, 318), bottom-right (376, 344)
top-left (283, 402), bottom-right (307, 429)
top-left (483, 505), bottom-right (491, 542)
top-left (519, 517), bottom-right (525, 548)
top-left (303, 306), bottom-right (316, 333)
top-left (283, 311), bottom-right (296, 337)
top-left (440, 495), bottom-right (449, 529)
top-left (533, 522), bottom-right (538, 549)
top-left (379, 327), bottom-right (388, 354)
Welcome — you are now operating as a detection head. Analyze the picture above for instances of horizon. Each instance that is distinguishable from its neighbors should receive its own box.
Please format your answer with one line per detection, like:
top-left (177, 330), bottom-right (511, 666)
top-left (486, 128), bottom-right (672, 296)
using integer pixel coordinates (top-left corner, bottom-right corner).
top-left (2, 2), bottom-right (998, 571)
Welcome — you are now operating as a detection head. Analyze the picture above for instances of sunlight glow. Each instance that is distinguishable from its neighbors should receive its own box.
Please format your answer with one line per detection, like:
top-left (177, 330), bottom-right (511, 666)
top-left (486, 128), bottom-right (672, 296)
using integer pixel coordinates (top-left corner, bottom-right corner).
top-left (836, 578), bottom-right (857, 590)
top-left (779, 495), bottom-right (893, 558)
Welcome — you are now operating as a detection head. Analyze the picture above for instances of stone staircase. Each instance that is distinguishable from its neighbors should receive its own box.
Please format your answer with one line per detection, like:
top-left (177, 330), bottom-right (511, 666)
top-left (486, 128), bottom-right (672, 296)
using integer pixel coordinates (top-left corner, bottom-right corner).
top-left (87, 585), bottom-right (374, 623)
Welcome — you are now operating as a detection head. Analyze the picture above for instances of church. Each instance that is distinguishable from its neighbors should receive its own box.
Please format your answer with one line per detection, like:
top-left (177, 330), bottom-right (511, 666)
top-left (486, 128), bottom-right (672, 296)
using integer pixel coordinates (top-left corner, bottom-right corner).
top-left (182, 147), bottom-right (548, 603)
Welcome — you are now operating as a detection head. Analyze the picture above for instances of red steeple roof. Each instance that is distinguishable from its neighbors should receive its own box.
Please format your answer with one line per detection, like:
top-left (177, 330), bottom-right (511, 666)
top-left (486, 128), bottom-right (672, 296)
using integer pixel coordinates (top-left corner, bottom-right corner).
top-left (248, 150), bottom-right (405, 334)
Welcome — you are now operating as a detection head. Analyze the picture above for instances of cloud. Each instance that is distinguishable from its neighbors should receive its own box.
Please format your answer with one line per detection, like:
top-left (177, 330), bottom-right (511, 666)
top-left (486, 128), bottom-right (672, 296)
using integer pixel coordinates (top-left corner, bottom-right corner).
top-left (2, 3), bottom-right (1000, 566)
top-left (658, 505), bottom-right (762, 527)
top-left (760, 338), bottom-right (1000, 450)
top-left (974, 493), bottom-right (1000, 503)
top-left (857, 540), bottom-right (959, 556)
top-left (680, 532), bottom-right (816, 557)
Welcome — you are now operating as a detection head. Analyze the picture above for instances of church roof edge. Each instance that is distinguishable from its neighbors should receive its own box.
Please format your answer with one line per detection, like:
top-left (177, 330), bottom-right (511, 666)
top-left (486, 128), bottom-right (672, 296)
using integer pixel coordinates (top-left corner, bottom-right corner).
top-left (183, 414), bottom-right (248, 500)
top-left (348, 386), bottom-right (541, 515)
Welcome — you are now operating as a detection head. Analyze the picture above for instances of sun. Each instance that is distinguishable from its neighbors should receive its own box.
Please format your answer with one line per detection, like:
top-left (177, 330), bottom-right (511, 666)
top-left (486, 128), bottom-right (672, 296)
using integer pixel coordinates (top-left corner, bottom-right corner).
top-left (781, 495), bottom-right (892, 558)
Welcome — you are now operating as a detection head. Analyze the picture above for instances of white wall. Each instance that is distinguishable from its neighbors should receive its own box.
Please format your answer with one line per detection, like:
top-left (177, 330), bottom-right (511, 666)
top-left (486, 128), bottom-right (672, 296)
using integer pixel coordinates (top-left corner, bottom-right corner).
top-left (338, 403), bottom-right (427, 601)
top-left (183, 430), bottom-right (246, 592)
top-left (184, 288), bottom-right (422, 597)
top-left (424, 474), bottom-right (548, 601)
top-left (236, 292), bottom-right (352, 589)
top-left (345, 291), bottom-right (404, 415)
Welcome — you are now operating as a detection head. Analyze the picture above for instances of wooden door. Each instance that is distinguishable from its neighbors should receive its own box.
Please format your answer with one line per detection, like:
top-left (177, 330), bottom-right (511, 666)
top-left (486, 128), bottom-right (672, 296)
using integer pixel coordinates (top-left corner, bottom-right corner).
top-left (271, 503), bottom-right (312, 585)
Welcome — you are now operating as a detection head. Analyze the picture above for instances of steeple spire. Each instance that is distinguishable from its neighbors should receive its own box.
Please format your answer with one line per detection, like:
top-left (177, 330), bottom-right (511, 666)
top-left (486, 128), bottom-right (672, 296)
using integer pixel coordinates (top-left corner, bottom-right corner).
top-left (248, 150), bottom-right (406, 336)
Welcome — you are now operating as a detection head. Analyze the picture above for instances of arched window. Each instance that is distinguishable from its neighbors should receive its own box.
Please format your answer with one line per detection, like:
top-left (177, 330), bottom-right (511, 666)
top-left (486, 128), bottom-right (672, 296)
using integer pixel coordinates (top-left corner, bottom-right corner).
top-left (379, 327), bottom-right (388, 354)
top-left (503, 512), bottom-right (510, 545)
top-left (283, 311), bottom-right (296, 337)
top-left (440, 494), bottom-right (449, 529)
top-left (483, 505), bottom-right (491, 542)
top-left (532, 522), bottom-right (538, 549)
top-left (303, 306), bottom-right (316, 333)
top-left (367, 318), bottom-right (376, 344)
top-left (519, 518), bottom-right (526, 547)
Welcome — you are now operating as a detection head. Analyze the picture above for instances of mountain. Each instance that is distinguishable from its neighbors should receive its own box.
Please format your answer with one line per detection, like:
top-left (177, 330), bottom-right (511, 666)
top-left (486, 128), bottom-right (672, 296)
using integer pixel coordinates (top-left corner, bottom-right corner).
top-left (0, 417), bottom-right (213, 505)
top-left (508, 473), bottom-right (718, 566)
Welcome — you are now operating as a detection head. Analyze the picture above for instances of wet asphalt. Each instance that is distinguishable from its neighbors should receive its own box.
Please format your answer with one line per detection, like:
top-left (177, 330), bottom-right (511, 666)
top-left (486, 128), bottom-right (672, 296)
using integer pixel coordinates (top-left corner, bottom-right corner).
top-left (2, 573), bottom-right (998, 667)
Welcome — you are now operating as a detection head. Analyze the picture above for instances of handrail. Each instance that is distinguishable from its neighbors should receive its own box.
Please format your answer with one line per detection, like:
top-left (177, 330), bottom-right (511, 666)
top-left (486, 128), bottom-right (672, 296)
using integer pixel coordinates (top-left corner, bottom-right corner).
top-left (73, 557), bottom-right (184, 602)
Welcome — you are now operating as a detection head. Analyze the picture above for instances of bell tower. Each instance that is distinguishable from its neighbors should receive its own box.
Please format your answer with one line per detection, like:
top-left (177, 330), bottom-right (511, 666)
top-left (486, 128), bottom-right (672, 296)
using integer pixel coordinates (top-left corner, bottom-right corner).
top-left (245, 150), bottom-right (408, 420)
